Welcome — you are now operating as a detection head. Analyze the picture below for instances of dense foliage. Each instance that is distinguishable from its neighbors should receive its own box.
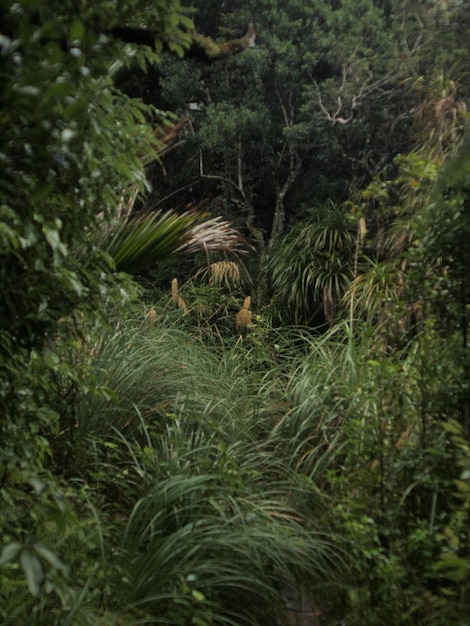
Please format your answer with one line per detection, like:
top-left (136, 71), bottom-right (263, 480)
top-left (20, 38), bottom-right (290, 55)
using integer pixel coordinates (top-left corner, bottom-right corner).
top-left (1, 0), bottom-right (469, 624)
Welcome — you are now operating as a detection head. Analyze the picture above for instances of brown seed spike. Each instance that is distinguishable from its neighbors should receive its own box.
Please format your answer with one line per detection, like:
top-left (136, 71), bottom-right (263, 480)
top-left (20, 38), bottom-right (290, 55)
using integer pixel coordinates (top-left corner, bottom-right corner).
top-left (236, 295), bottom-right (253, 330)
top-left (177, 296), bottom-right (188, 315)
top-left (171, 278), bottom-right (179, 301)
top-left (146, 307), bottom-right (157, 328)
top-left (236, 308), bottom-right (253, 330)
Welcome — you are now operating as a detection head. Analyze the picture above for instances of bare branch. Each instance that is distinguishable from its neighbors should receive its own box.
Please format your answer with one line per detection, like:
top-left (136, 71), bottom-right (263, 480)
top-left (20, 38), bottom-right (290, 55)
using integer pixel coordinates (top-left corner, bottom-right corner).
top-left (199, 150), bottom-right (247, 202)
top-left (313, 67), bottom-right (396, 127)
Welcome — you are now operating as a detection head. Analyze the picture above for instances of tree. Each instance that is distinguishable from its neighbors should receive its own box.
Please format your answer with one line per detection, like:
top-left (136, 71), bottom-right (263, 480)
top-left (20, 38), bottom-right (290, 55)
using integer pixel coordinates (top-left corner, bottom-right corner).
top-left (141, 0), bottom-right (422, 309)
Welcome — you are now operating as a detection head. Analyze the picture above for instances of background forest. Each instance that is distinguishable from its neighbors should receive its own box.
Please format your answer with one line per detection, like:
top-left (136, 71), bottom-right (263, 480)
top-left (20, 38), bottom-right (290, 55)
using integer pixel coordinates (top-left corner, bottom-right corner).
top-left (1, 0), bottom-right (470, 624)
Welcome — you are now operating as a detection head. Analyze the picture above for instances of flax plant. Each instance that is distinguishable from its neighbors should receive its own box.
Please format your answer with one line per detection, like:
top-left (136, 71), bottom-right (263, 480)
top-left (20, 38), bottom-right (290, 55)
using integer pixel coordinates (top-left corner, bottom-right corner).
top-left (104, 209), bottom-right (247, 274)
top-left (268, 202), bottom-right (357, 325)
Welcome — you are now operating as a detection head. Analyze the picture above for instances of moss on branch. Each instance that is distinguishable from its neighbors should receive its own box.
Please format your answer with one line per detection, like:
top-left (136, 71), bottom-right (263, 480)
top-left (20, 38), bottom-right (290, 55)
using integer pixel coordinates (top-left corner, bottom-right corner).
top-left (108, 23), bottom-right (256, 62)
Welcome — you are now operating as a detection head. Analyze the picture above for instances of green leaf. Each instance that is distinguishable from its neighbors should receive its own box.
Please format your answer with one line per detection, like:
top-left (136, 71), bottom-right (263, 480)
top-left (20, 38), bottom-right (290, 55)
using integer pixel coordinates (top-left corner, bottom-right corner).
top-left (20, 550), bottom-right (44, 597)
top-left (0, 542), bottom-right (22, 566)
top-left (436, 553), bottom-right (470, 581)
top-left (34, 544), bottom-right (69, 574)
top-left (443, 420), bottom-right (463, 435)
top-left (43, 222), bottom-right (67, 257)
top-left (14, 85), bottom-right (40, 96)
top-left (69, 20), bottom-right (85, 43)
top-left (28, 476), bottom-right (47, 494)
top-left (191, 589), bottom-right (206, 602)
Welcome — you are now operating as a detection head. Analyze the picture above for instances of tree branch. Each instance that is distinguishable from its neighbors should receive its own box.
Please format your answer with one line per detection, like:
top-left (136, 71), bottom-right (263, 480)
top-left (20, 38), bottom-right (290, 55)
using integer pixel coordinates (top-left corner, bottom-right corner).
top-left (107, 23), bottom-right (256, 62)
top-left (313, 67), bottom-right (396, 127)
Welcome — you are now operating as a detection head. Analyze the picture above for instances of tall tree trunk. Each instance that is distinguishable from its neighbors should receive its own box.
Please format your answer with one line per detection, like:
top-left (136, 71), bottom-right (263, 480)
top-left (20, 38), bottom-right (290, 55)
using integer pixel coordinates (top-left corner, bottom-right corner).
top-left (253, 147), bottom-right (301, 306)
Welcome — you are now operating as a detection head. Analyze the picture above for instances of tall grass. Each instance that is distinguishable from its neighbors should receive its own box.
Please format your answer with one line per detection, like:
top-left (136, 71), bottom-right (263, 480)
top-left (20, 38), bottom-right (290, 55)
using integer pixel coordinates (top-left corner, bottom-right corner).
top-left (16, 300), bottom-right (465, 625)
top-left (268, 320), bottom-right (466, 625)
top-left (121, 469), bottom-right (340, 624)
top-left (62, 309), bottom-right (265, 462)
top-left (270, 324), bottom-right (356, 484)
top-left (50, 308), bottom-right (345, 624)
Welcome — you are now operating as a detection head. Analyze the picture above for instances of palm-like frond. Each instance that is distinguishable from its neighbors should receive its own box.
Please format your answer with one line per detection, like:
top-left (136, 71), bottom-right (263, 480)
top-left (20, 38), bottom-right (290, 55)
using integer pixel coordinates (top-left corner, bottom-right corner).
top-left (413, 73), bottom-right (467, 157)
top-left (269, 203), bottom-right (357, 324)
top-left (104, 209), bottom-right (247, 274)
top-left (344, 258), bottom-right (404, 319)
